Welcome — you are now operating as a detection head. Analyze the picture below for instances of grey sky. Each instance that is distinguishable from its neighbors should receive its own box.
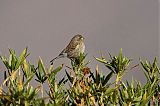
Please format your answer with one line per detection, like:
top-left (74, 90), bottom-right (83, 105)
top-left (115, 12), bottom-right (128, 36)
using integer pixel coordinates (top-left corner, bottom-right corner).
top-left (0, 0), bottom-right (158, 82)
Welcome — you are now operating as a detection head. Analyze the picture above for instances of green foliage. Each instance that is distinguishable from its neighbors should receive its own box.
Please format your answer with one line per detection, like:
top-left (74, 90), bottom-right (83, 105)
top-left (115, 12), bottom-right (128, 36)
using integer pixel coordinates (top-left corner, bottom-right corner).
top-left (0, 48), bottom-right (160, 105)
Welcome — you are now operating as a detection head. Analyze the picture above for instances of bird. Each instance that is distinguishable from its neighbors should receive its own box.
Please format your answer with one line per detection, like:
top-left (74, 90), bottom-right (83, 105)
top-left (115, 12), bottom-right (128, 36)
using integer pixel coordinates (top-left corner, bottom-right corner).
top-left (50, 34), bottom-right (85, 65)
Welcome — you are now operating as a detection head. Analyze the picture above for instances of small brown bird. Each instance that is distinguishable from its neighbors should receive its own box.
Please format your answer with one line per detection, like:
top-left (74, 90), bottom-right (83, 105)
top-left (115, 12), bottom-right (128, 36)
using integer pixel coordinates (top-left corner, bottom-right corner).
top-left (50, 34), bottom-right (85, 64)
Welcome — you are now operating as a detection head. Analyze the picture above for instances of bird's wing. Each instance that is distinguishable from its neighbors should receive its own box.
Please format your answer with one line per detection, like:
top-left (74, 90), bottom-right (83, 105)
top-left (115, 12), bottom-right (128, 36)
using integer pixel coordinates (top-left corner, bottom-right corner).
top-left (65, 41), bottom-right (79, 53)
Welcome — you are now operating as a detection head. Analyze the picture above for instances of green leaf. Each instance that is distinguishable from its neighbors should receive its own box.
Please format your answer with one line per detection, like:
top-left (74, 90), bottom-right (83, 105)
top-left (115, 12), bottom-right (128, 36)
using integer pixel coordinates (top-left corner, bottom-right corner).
top-left (58, 75), bottom-right (67, 86)
top-left (89, 71), bottom-right (96, 83)
top-left (141, 90), bottom-right (147, 105)
top-left (11, 54), bottom-right (17, 70)
top-left (52, 64), bottom-right (63, 75)
top-left (118, 48), bottom-right (123, 67)
top-left (102, 71), bottom-right (113, 86)
top-left (95, 57), bottom-right (107, 64)
top-left (96, 67), bottom-right (100, 85)
top-left (15, 48), bottom-right (28, 70)
top-left (65, 70), bottom-right (74, 83)
top-left (24, 75), bottom-right (34, 87)
top-left (38, 57), bottom-right (45, 75)
top-left (0, 56), bottom-right (10, 69)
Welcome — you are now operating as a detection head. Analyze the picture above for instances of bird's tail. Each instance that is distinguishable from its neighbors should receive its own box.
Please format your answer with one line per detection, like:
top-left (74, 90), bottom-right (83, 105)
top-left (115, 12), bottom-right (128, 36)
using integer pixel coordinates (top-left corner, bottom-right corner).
top-left (50, 54), bottom-right (65, 65)
top-left (50, 57), bottom-right (57, 65)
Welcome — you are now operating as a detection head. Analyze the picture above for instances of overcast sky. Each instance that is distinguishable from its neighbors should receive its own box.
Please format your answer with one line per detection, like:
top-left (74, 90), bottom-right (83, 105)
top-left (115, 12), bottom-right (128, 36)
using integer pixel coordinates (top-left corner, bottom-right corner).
top-left (0, 0), bottom-right (158, 82)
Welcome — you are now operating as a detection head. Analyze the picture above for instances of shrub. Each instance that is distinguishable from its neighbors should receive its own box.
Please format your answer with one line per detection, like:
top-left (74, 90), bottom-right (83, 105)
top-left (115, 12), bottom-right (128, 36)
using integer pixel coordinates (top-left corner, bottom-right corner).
top-left (0, 48), bottom-right (159, 106)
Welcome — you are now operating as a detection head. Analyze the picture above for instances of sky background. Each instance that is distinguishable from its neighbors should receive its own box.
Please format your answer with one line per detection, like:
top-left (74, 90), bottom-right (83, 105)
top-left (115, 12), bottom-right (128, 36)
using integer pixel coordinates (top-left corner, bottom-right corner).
top-left (0, 0), bottom-right (159, 83)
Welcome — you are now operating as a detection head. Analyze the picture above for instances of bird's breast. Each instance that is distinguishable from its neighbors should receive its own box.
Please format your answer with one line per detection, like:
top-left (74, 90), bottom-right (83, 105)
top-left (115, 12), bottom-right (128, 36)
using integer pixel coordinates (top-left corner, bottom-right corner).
top-left (76, 42), bottom-right (85, 53)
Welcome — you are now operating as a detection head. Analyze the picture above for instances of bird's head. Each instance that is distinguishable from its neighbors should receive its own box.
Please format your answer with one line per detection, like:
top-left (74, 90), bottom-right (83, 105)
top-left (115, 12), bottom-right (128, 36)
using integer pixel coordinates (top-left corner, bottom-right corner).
top-left (72, 34), bottom-right (84, 42)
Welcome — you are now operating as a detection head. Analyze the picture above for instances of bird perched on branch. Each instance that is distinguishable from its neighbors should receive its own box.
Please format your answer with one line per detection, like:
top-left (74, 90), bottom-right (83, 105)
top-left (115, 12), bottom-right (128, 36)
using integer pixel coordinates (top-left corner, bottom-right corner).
top-left (50, 34), bottom-right (85, 65)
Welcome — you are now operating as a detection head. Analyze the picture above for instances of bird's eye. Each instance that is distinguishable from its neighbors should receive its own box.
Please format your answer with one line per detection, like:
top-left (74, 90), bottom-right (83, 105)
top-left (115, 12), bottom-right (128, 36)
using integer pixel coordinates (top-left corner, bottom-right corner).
top-left (79, 37), bottom-right (82, 40)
